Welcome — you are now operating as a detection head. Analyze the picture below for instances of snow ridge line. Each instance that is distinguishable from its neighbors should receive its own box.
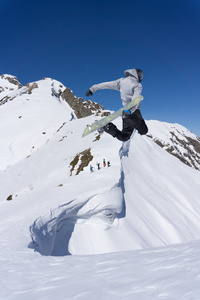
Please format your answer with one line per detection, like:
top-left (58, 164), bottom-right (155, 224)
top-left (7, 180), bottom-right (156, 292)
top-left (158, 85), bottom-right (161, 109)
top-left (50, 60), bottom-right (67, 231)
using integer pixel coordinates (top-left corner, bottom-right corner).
top-left (117, 130), bottom-right (136, 219)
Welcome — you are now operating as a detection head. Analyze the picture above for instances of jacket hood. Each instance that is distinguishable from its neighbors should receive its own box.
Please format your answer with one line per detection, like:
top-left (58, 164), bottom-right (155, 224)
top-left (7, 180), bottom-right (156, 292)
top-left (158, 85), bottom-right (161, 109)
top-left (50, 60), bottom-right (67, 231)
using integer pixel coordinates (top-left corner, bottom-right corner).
top-left (124, 69), bottom-right (138, 79)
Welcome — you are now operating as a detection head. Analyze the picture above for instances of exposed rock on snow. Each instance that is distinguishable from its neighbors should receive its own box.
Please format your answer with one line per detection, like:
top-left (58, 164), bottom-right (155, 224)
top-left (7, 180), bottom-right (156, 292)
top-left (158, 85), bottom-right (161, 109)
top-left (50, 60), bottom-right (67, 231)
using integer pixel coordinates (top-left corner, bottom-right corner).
top-left (0, 74), bottom-right (23, 105)
top-left (69, 148), bottom-right (93, 176)
top-left (25, 82), bottom-right (38, 94)
top-left (147, 121), bottom-right (200, 170)
top-left (62, 87), bottom-right (110, 118)
top-left (0, 74), bottom-right (22, 90)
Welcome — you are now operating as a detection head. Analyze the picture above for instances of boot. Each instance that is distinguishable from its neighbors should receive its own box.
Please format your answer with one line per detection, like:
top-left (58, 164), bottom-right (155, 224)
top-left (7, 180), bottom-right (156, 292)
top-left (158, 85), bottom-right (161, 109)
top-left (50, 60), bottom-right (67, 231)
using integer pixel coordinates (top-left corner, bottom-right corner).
top-left (104, 123), bottom-right (118, 137)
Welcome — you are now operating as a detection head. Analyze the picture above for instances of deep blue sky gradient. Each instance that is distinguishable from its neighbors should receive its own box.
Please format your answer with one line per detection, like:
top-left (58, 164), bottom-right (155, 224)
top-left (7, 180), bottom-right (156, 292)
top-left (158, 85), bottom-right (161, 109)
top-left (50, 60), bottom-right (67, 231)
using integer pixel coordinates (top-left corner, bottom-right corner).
top-left (1, 0), bottom-right (200, 135)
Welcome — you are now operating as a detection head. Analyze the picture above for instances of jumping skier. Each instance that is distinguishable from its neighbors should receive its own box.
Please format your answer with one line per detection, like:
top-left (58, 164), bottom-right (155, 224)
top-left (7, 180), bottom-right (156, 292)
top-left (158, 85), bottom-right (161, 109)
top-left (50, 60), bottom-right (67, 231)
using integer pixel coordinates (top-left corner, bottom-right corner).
top-left (86, 69), bottom-right (148, 141)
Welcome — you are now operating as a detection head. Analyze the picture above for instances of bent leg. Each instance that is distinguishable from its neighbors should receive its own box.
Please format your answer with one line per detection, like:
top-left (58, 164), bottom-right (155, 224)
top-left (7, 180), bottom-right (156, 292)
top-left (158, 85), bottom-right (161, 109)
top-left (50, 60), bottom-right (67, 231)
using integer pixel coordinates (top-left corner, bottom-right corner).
top-left (104, 109), bottom-right (148, 141)
top-left (104, 121), bottom-right (133, 142)
top-left (137, 120), bottom-right (148, 135)
top-left (133, 109), bottom-right (148, 135)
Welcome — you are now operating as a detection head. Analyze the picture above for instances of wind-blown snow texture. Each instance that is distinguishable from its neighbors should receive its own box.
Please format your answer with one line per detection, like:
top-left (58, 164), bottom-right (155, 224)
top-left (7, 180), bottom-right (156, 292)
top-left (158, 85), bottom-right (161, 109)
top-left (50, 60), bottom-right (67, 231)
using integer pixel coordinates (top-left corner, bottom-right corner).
top-left (0, 75), bottom-right (200, 299)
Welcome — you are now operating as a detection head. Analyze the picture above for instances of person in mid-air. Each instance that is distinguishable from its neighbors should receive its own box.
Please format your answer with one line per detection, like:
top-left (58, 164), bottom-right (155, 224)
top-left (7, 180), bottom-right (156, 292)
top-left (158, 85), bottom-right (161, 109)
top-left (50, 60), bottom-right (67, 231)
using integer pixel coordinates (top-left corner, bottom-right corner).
top-left (86, 68), bottom-right (148, 141)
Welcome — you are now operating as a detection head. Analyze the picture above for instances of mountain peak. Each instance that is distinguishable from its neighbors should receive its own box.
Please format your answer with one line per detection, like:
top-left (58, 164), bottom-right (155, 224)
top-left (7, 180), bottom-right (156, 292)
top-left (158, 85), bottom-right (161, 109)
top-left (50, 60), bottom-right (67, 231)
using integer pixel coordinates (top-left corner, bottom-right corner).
top-left (0, 74), bottom-right (22, 93)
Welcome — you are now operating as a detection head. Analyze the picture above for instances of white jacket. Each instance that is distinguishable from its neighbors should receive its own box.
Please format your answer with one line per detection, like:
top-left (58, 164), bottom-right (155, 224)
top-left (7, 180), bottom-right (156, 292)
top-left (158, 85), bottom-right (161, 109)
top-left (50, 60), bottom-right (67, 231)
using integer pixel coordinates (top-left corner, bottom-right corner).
top-left (89, 69), bottom-right (142, 111)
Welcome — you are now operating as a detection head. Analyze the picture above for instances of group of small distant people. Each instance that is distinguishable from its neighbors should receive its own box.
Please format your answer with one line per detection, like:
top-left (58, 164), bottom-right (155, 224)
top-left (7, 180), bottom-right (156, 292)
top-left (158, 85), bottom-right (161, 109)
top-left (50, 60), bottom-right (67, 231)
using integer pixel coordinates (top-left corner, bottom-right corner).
top-left (90, 159), bottom-right (111, 173)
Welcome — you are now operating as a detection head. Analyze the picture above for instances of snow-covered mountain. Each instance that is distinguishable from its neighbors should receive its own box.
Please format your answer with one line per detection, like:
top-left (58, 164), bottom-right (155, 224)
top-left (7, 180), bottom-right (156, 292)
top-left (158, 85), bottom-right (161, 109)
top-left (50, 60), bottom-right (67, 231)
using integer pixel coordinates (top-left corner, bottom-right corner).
top-left (0, 75), bottom-right (200, 299)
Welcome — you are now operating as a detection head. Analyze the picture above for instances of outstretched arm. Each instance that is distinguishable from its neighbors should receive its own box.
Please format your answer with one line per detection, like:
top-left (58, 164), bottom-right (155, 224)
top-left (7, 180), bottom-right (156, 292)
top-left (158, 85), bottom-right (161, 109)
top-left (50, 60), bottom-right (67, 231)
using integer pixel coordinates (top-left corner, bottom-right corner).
top-left (86, 79), bottom-right (121, 96)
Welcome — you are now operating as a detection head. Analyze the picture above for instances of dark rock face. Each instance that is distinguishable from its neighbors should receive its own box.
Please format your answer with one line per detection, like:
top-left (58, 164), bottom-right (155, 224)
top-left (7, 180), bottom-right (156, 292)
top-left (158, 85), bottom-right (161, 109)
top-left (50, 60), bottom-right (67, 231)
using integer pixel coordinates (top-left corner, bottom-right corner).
top-left (69, 148), bottom-right (93, 176)
top-left (147, 129), bottom-right (200, 171)
top-left (5, 76), bottom-right (22, 88)
top-left (61, 88), bottom-right (110, 119)
top-left (0, 75), bottom-right (23, 105)
top-left (25, 82), bottom-right (38, 94)
top-left (0, 76), bottom-right (39, 105)
top-left (0, 75), bottom-right (22, 89)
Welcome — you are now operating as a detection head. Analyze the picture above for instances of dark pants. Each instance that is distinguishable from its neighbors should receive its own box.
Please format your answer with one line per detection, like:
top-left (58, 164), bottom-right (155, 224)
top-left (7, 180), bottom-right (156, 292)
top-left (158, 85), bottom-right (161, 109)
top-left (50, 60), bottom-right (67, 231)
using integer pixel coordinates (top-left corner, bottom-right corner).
top-left (106, 109), bottom-right (148, 142)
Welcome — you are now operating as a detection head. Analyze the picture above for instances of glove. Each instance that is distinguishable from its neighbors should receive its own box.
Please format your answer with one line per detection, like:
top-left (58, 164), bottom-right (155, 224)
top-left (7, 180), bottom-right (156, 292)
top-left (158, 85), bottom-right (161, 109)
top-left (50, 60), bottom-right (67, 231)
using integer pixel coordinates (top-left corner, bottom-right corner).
top-left (86, 89), bottom-right (93, 97)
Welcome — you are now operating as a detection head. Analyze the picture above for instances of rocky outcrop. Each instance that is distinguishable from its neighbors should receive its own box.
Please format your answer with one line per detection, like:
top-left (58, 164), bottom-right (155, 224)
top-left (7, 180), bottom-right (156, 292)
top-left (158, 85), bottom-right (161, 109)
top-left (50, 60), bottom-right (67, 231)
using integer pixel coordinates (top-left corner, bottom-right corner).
top-left (0, 75), bottom-right (23, 105)
top-left (147, 126), bottom-right (200, 170)
top-left (4, 75), bottom-right (22, 88)
top-left (0, 76), bottom-right (39, 105)
top-left (0, 75), bottom-right (22, 96)
top-left (0, 74), bottom-right (22, 90)
top-left (61, 88), bottom-right (110, 119)
top-left (69, 148), bottom-right (93, 176)
top-left (25, 82), bottom-right (38, 94)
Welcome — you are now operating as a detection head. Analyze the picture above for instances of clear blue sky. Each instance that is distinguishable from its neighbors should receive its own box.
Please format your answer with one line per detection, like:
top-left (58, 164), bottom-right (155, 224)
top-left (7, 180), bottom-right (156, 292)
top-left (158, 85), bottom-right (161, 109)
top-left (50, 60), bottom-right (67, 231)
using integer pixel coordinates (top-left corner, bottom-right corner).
top-left (1, 0), bottom-right (200, 135)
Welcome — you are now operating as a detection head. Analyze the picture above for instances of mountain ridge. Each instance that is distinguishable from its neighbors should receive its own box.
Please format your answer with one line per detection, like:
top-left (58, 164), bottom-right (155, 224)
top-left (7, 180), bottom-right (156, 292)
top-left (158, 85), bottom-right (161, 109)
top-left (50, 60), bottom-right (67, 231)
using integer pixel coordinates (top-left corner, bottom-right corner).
top-left (0, 74), bottom-right (199, 172)
top-left (0, 73), bottom-right (200, 299)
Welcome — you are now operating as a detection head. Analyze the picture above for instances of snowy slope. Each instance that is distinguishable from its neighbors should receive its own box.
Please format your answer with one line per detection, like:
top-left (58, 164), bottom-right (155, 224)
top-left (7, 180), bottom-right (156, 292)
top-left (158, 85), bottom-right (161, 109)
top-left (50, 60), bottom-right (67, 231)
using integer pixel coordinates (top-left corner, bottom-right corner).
top-left (0, 77), bottom-right (73, 170)
top-left (0, 75), bottom-right (200, 299)
top-left (28, 124), bottom-right (200, 256)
